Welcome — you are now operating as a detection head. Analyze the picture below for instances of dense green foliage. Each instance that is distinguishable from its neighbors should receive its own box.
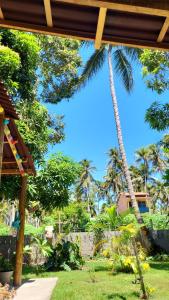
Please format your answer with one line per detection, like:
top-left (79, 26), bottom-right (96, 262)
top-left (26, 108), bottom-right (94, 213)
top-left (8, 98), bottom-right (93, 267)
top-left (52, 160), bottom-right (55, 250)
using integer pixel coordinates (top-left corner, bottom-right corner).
top-left (0, 30), bottom-right (82, 103)
top-left (38, 36), bottom-right (82, 103)
top-left (16, 100), bottom-right (64, 162)
top-left (140, 49), bottom-right (169, 131)
top-left (0, 29), bottom-right (82, 164)
top-left (45, 240), bottom-right (84, 271)
top-left (145, 102), bottom-right (169, 131)
top-left (31, 154), bottom-right (81, 210)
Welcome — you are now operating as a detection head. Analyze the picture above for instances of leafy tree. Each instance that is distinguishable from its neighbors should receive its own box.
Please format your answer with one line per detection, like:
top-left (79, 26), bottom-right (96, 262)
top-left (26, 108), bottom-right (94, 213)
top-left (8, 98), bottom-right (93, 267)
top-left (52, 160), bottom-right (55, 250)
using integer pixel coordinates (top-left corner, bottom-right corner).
top-left (38, 35), bottom-right (82, 103)
top-left (80, 44), bottom-right (143, 224)
top-left (30, 153), bottom-right (81, 210)
top-left (16, 100), bottom-right (64, 163)
top-left (0, 29), bottom-right (82, 162)
top-left (145, 102), bottom-right (169, 131)
top-left (140, 49), bottom-right (169, 131)
top-left (0, 29), bottom-right (82, 103)
top-left (62, 201), bottom-right (90, 232)
top-left (140, 50), bottom-right (169, 94)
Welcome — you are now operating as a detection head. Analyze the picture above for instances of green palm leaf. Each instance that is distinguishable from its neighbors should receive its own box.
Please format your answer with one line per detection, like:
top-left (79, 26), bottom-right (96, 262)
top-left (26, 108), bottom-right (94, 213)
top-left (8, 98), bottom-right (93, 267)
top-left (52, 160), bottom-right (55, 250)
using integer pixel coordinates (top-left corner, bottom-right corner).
top-left (114, 48), bottom-right (133, 92)
top-left (80, 46), bottom-right (106, 87)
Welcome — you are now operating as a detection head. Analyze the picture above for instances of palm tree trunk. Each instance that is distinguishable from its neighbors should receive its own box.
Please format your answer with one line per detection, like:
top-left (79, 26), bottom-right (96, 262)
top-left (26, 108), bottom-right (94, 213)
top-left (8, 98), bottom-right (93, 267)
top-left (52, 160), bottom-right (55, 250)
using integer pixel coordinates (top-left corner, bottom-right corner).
top-left (107, 46), bottom-right (143, 224)
top-left (132, 238), bottom-right (148, 299)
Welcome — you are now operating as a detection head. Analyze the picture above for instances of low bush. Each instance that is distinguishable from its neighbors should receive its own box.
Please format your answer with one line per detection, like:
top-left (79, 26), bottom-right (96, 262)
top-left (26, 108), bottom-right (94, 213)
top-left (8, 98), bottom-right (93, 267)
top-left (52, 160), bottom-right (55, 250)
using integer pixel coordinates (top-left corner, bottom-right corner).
top-left (0, 224), bottom-right (11, 236)
top-left (147, 254), bottom-right (169, 262)
top-left (45, 240), bottom-right (84, 271)
top-left (24, 224), bottom-right (44, 236)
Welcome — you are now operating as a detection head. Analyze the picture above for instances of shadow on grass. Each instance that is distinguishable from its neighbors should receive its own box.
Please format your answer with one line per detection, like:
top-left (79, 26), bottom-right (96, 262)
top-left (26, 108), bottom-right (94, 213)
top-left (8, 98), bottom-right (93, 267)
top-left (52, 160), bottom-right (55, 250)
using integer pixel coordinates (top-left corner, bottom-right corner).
top-left (102, 291), bottom-right (139, 299)
top-left (150, 262), bottom-right (169, 271)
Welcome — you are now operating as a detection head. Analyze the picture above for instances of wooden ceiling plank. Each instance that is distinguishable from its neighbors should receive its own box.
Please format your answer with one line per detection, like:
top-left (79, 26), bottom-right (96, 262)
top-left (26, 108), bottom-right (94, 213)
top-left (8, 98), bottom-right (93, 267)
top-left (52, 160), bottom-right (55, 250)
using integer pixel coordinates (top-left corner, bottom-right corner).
top-left (157, 17), bottom-right (169, 42)
top-left (44, 0), bottom-right (53, 27)
top-left (95, 7), bottom-right (107, 49)
top-left (57, 0), bottom-right (169, 17)
top-left (0, 19), bottom-right (169, 51)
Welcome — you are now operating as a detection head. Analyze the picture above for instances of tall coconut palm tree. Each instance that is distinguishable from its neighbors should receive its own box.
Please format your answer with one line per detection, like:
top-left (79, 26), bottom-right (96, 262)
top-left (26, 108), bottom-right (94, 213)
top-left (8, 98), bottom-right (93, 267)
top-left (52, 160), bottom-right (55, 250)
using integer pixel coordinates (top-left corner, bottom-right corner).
top-left (148, 179), bottom-right (169, 213)
top-left (104, 169), bottom-right (123, 202)
top-left (129, 165), bottom-right (144, 192)
top-left (106, 147), bottom-right (125, 195)
top-left (80, 44), bottom-right (143, 224)
top-left (76, 159), bottom-right (96, 214)
top-left (148, 143), bottom-right (167, 173)
top-left (135, 147), bottom-right (151, 193)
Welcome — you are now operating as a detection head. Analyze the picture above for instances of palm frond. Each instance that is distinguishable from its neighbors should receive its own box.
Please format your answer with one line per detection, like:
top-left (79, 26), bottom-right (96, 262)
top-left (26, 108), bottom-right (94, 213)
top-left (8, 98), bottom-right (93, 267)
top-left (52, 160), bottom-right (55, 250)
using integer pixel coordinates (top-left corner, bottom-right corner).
top-left (122, 47), bottom-right (142, 62)
top-left (114, 48), bottom-right (134, 92)
top-left (80, 45), bottom-right (106, 88)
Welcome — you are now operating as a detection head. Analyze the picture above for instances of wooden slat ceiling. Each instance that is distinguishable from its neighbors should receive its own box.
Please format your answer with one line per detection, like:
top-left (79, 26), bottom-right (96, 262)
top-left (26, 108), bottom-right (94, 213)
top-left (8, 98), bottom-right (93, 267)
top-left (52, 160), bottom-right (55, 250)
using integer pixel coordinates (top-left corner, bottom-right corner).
top-left (0, 1), bottom-right (169, 50)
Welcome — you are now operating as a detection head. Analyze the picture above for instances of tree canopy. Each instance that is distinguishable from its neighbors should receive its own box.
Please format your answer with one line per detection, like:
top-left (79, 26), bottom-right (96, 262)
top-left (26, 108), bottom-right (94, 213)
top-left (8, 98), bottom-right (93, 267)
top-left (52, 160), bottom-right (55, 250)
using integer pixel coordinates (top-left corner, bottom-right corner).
top-left (139, 49), bottom-right (169, 131)
top-left (30, 154), bottom-right (81, 210)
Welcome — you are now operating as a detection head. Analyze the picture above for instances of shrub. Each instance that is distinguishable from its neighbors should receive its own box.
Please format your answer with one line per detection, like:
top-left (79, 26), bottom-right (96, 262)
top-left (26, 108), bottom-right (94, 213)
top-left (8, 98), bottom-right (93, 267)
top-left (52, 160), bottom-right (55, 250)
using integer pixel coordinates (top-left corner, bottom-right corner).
top-left (122, 213), bottom-right (169, 230)
top-left (45, 240), bottom-right (84, 271)
top-left (24, 224), bottom-right (44, 236)
top-left (0, 224), bottom-right (11, 236)
top-left (143, 213), bottom-right (169, 230)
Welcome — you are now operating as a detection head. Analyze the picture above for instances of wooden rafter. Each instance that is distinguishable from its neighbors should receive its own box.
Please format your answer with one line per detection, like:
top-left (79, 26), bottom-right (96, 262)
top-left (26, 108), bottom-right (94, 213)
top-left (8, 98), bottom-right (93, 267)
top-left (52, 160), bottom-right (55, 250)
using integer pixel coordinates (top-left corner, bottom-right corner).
top-left (157, 17), bottom-right (169, 42)
top-left (2, 159), bottom-right (28, 164)
top-left (0, 6), bottom-right (4, 19)
top-left (57, 0), bottom-right (169, 17)
top-left (1, 169), bottom-right (32, 175)
top-left (44, 0), bottom-right (53, 27)
top-left (0, 105), bottom-right (4, 179)
top-left (95, 7), bottom-right (107, 49)
top-left (4, 125), bottom-right (25, 176)
top-left (0, 19), bottom-right (169, 51)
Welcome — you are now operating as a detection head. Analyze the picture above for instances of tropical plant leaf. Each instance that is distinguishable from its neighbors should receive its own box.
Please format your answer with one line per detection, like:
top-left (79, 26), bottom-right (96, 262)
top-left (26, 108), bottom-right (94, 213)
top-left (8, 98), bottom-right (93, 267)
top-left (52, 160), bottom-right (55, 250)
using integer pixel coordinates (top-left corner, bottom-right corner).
top-left (80, 46), bottom-right (106, 88)
top-left (113, 48), bottom-right (134, 92)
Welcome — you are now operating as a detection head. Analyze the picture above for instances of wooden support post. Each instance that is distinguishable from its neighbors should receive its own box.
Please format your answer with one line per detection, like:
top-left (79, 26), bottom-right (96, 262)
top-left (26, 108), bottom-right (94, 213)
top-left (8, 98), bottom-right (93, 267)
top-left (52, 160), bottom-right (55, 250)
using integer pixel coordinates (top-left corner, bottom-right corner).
top-left (95, 7), bottom-right (107, 49)
top-left (14, 175), bottom-right (27, 287)
top-left (0, 105), bottom-right (4, 181)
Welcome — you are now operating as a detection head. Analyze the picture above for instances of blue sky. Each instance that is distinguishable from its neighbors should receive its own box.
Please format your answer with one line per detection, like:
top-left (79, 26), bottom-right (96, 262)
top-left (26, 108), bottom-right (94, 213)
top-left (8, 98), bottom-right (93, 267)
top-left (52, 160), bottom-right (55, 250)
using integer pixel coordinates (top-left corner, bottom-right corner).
top-left (46, 47), bottom-right (167, 181)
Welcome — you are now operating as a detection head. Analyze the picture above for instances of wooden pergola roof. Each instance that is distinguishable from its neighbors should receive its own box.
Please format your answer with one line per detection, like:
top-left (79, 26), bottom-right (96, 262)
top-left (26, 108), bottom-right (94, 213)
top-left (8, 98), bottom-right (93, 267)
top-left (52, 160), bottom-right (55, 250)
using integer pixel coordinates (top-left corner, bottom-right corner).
top-left (0, 1), bottom-right (169, 50)
top-left (0, 83), bottom-right (35, 176)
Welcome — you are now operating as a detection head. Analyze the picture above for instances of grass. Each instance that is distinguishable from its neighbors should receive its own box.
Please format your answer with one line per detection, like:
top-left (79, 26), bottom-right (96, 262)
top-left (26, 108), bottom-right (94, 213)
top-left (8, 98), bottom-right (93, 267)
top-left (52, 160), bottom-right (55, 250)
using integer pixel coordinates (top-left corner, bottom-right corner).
top-left (23, 260), bottom-right (169, 300)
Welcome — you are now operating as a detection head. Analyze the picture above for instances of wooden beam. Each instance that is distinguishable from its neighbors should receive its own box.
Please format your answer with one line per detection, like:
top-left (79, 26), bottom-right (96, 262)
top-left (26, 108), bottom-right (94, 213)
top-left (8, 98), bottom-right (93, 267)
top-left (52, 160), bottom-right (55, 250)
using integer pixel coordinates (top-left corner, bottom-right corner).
top-left (14, 176), bottom-right (27, 287)
top-left (95, 7), bottom-right (107, 49)
top-left (157, 17), bottom-right (169, 42)
top-left (0, 106), bottom-right (4, 181)
top-left (4, 125), bottom-right (25, 176)
top-left (1, 169), bottom-right (33, 175)
top-left (44, 0), bottom-right (53, 27)
top-left (4, 140), bottom-right (18, 144)
top-left (0, 6), bottom-right (4, 19)
top-left (57, 0), bottom-right (169, 17)
top-left (0, 19), bottom-right (169, 51)
top-left (2, 159), bottom-right (28, 164)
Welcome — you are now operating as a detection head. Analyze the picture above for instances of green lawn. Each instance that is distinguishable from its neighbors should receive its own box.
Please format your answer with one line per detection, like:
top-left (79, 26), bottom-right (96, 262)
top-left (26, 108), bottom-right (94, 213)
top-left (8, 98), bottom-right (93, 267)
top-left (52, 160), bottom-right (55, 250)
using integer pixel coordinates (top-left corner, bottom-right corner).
top-left (23, 260), bottom-right (169, 300)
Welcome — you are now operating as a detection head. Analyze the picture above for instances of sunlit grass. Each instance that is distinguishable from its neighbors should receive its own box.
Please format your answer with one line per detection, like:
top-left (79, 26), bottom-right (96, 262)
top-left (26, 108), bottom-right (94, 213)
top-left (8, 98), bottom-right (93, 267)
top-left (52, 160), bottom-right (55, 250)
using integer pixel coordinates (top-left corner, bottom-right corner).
top-left (23, 260), bottom-right (169, 300)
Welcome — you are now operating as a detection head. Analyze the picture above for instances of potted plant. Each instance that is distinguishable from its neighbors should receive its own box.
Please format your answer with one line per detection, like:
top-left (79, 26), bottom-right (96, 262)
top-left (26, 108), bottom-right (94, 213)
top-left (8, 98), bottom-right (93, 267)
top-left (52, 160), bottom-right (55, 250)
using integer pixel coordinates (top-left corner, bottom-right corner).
top-left (0, 255), bottom-right (13, 285)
